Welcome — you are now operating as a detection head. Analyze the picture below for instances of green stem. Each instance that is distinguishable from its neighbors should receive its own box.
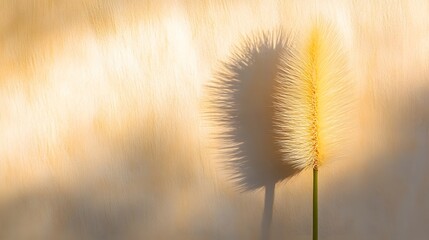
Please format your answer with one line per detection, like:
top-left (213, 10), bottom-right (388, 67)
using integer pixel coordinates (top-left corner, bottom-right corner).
top-left (313, 167), bottom-right (318, 240)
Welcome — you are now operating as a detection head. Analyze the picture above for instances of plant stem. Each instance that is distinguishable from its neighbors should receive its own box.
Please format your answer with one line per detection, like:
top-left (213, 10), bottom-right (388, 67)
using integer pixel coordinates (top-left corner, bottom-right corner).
top-left (313, 167), bottom-right (318, 240)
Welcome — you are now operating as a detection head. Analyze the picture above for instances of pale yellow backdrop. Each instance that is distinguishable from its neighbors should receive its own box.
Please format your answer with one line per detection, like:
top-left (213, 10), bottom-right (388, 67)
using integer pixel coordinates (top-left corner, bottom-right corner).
top-left (0, 0), bottom-right (428, 239)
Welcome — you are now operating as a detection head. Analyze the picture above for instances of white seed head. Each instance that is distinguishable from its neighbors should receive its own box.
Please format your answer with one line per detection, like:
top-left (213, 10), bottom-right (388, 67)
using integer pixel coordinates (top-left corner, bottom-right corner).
top-left (274, 21), bottom-right (354, 170)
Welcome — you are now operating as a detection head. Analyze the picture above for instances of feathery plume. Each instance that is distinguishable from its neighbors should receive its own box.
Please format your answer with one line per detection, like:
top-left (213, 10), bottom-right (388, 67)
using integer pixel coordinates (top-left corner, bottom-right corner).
top-left (275, 21), bottom-right (353, 170)
top-left (274, 20), bottom-right (354, 240)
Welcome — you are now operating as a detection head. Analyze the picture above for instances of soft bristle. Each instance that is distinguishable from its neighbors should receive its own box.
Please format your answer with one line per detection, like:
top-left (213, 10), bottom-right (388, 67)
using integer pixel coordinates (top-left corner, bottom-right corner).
top-left (274, 21), bottom-right (353, 170)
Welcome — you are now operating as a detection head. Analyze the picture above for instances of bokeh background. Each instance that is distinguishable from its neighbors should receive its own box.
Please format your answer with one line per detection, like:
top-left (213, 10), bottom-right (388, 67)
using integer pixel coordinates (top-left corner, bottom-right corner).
top-left (0, 0), bottom-right (428, 239)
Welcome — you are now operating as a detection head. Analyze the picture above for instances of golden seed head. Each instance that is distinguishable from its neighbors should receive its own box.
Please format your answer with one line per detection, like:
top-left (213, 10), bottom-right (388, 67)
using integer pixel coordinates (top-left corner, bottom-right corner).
top-left (275, 21), bottom-right (353, 170)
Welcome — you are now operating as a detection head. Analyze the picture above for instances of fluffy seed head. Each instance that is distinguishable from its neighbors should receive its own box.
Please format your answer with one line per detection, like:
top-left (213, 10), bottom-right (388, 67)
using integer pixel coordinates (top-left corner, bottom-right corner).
top-left (274, 21), bottom-right (353, 170)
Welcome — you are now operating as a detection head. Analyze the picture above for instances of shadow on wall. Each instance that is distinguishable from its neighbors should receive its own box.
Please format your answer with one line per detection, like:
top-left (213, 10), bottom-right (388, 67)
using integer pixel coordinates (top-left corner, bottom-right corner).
top-left (205, 30), bottom-right (299, 239)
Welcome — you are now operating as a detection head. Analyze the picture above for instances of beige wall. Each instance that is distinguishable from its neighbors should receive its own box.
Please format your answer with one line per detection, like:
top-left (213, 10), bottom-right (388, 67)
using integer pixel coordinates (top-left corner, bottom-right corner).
top-left (0, 1), bottom-right (428, 239)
